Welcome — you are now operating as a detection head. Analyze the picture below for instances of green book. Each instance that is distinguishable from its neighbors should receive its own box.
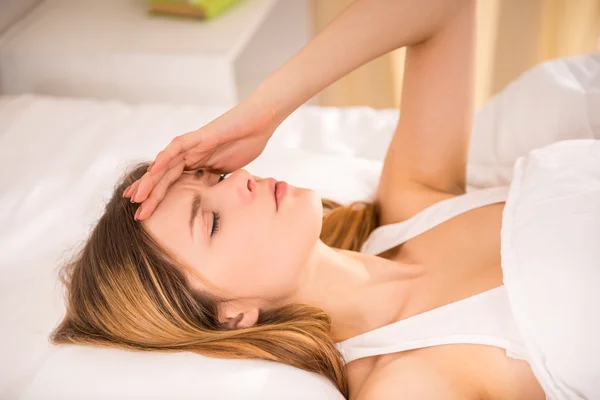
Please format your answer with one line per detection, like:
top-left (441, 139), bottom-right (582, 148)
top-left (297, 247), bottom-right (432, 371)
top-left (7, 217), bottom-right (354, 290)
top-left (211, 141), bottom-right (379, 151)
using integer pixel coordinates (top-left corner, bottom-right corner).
top-left (149, 0), bottom-right (242, 19)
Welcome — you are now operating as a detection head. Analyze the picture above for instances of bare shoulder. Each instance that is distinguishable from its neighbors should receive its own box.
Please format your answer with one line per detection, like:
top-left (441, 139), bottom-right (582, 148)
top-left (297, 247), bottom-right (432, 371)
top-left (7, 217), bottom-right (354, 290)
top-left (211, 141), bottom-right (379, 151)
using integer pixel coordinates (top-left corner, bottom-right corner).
top-left (353, 353), bottom-right (480, 400)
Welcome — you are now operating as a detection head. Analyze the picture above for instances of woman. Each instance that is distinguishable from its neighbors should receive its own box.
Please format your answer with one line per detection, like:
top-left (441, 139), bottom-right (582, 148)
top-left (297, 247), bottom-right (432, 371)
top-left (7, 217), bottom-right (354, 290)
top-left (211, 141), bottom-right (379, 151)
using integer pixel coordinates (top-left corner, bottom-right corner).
top-left (51, 0), bottom-right (546, 398)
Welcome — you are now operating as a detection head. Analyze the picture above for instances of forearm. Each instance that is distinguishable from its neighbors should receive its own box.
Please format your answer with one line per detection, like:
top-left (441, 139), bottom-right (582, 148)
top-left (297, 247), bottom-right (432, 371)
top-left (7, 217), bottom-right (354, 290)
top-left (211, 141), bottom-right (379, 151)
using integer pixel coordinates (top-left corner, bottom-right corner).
top-left (253, 0), bottom-right (471, 121)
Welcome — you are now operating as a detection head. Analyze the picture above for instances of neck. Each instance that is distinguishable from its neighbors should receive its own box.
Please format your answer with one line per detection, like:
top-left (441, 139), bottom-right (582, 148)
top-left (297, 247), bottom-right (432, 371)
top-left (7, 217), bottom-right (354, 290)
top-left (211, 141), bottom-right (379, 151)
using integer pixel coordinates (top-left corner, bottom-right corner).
top-left (289, 240), bottom-right (424, 342)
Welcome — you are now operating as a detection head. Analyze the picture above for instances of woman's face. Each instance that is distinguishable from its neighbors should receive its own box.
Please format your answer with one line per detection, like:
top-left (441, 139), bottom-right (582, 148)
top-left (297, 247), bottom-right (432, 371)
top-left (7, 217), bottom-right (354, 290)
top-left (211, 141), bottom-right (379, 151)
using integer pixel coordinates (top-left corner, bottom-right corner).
top-left (142, 169), bottom-right (323, 304)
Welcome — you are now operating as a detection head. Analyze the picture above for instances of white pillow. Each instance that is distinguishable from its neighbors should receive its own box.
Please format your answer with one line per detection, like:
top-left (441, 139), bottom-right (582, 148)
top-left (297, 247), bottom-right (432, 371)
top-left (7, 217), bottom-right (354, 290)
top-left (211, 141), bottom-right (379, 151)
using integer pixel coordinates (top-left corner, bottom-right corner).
top-left (501, 140), bottom-right (600, 400)
top-left (468, 51), bottom-right (600, 188)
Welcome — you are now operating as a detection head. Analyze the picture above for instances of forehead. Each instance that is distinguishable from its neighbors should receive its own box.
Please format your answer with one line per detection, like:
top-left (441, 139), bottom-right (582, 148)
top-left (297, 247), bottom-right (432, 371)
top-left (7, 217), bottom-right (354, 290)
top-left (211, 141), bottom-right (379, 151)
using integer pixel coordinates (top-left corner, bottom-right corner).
top-left (154, 173), bottom-right (201, 215)
top-left (141, 172), bottom-right (206, 242)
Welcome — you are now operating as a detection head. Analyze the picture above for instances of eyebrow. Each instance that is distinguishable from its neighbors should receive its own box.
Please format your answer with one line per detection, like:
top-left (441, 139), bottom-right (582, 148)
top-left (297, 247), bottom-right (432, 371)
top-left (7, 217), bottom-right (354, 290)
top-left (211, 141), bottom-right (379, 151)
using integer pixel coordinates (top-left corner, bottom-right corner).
top-left (189, 194), bottom-right (202, 238)
top-left (188, 170), bottom-right (208, 238)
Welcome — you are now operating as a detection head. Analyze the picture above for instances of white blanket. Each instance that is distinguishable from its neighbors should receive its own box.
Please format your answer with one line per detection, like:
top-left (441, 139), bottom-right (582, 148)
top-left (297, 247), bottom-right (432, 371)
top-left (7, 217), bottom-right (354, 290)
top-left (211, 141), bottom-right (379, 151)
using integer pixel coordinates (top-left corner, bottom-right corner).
top-left (502, 140), bottom-right (600, 400)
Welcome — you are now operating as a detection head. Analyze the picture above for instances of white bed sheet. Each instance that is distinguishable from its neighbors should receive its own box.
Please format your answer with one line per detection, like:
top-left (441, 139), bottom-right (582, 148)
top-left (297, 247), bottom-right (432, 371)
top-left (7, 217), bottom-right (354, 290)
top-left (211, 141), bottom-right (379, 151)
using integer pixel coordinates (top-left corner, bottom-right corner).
top-left (0, 95), bottom-right (396, 399)
top-left (1, 51), bottom-right (599, 399)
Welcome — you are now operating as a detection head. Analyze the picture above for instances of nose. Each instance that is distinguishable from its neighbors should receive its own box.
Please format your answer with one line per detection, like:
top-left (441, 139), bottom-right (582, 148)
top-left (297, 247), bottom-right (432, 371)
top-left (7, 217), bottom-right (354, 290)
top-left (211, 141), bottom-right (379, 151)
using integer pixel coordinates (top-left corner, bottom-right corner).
top-left (228, 169), bottom-right (256, 194)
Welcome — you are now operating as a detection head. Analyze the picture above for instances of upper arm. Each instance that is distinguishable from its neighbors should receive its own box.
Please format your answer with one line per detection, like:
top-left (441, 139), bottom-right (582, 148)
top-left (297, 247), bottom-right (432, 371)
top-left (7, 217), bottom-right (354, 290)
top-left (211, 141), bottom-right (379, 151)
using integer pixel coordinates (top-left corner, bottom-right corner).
top-left (376, 1), bottom-right (476, 224)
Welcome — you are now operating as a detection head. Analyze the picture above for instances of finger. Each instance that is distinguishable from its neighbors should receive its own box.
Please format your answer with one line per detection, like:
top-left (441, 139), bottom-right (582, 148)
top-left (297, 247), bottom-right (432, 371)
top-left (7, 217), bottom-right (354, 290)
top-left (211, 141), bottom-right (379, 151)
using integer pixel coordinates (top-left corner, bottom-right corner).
top-left (133, 153), bottom-right (185, 203)
top-left (122, 184), bottom-right (134, 198)
top-left (123, 179), bottom-right (141, 199)
top-left (135, 160), bottom-right (186, 220)
top-left (149, 132), bottom-right (199, 174)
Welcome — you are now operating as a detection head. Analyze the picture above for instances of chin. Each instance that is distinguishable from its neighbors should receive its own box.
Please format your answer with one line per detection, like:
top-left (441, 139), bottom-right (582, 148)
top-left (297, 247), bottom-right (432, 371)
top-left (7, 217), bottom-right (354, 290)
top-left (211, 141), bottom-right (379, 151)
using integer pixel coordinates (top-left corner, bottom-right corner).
top-left (308, 189), bottom-right (324, 220)
top-left (290, 184), bottom-right (321, 209)
top-left (290, 185), bottom-right (323, 232)
top-left (282, 186), bottom-right (323, 266)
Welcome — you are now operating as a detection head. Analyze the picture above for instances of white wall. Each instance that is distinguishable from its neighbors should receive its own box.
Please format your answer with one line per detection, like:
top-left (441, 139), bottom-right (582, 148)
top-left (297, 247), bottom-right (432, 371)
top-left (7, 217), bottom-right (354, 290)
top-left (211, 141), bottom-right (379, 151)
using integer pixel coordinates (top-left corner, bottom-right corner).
top-left (234, 0), bottom-right (313, 103)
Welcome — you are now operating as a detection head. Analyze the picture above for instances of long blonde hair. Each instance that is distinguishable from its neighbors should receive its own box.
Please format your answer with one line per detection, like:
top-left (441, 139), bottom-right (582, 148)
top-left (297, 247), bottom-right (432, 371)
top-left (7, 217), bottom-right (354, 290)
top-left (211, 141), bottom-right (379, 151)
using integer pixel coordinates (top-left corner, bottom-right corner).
top-left (50, 163), bottom-right (379, 398)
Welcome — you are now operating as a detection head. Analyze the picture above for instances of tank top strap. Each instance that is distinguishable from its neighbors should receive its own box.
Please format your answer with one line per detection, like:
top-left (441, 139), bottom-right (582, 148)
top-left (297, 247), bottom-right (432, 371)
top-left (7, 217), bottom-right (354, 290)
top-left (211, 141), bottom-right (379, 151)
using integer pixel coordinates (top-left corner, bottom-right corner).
top-left (360, 186), bottom-right (510, 255)
top-left (336, 285), bottom-right (529, 364)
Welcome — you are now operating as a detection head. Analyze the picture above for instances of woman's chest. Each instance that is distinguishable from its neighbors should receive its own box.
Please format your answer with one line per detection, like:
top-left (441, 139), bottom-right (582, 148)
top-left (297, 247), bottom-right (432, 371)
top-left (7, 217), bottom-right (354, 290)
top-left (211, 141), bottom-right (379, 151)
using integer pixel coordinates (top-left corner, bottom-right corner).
top-left (346, 203), bottom-right (526, 397)
top-left (388, 202), bottom-right (507, 311)
top-left (346, 343), bottom-right (544, 400)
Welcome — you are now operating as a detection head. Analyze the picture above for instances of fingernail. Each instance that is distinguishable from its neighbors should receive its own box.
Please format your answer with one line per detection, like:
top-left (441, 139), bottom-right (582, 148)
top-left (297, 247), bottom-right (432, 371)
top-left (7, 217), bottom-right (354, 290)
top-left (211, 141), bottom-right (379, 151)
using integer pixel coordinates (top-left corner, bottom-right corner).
top-left (147, 161), bottom-right (155, 172)
top-left (123, 186), bottom-right (132, 197)
top-left (134, 206), bottom-right (142, 220)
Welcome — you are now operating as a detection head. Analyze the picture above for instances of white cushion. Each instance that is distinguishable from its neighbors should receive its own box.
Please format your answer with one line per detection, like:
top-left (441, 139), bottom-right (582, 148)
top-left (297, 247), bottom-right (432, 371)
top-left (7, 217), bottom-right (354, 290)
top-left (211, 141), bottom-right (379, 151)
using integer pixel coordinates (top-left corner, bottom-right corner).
top-left (501, 140), bottom-right (600, 400)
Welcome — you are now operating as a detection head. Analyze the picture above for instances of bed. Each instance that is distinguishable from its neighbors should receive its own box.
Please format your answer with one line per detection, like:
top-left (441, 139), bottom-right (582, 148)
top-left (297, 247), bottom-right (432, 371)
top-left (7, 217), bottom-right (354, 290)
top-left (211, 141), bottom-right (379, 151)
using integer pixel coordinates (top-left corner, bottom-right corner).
top-left (1, 53), bottom-right (599, 399)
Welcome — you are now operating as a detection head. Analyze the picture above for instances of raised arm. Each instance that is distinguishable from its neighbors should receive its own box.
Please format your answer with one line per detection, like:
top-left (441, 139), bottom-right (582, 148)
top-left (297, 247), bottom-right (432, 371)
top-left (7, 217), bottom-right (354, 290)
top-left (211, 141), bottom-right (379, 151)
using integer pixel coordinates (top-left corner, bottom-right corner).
top-left (376, 0), bottom-right (476, 225)
top-left (259, 0), bottom-right (475, 125)
top-left (128, 0), bottom-right (475, 220)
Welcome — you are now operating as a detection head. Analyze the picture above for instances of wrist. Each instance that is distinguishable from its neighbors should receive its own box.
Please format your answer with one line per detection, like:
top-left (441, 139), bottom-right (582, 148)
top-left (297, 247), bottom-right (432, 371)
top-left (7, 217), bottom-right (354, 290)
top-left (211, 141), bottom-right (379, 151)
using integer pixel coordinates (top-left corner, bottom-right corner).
top-left (250, 78), bottom-right (291, 126)
top-left (239, 83), bottom-right (283, 138)
top-left (251, 60), bottom-right (316, 124)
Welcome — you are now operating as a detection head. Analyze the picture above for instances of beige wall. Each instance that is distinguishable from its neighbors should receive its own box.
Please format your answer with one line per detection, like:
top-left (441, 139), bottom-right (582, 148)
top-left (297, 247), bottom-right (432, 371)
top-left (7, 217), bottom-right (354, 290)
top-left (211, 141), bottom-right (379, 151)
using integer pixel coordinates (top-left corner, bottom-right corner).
top-left (311, 0), bottom-right (600, 109)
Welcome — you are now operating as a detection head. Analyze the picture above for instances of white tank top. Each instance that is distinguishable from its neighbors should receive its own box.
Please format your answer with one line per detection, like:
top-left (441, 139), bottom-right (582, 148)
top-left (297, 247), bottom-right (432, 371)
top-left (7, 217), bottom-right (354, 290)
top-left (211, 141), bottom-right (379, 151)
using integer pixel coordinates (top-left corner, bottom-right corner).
top-left (335, 187), bottom-right (530, 365)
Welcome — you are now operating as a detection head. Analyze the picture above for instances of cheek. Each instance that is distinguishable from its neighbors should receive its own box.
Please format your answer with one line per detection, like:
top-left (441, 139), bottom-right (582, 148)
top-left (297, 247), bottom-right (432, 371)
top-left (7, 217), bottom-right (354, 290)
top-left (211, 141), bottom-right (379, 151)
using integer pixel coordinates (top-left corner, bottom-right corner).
top-left (200, 223), bottom-right (272, 297)
top-left (207, 224), bottom-right (299, 299)
top-left (201, 189), bottom-right (322, 299)
top-left (282, 188), bottom-right (323, 249)
top-left (260, 189), bottom-right (323, 290)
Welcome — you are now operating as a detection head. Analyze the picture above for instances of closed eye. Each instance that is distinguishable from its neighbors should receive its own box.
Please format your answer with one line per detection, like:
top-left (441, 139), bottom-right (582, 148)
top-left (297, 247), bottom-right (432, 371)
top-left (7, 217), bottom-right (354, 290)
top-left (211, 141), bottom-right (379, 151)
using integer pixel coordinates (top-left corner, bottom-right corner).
top-left (218, 173), bottom-right (231, 183)
top-left (211, 211), bottom-right (220, 236)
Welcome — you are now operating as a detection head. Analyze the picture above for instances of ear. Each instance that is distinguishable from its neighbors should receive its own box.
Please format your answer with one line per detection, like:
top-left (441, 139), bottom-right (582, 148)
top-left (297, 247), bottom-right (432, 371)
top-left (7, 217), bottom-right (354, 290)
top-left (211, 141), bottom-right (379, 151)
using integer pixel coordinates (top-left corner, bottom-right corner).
top-left (218, 302), bottom-right (260, 330)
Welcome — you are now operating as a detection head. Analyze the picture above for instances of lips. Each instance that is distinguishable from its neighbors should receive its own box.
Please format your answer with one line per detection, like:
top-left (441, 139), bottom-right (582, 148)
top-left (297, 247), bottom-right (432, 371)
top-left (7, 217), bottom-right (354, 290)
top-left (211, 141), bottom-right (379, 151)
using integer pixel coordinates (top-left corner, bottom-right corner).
top-left (274, 181), bottom-right (288, 211)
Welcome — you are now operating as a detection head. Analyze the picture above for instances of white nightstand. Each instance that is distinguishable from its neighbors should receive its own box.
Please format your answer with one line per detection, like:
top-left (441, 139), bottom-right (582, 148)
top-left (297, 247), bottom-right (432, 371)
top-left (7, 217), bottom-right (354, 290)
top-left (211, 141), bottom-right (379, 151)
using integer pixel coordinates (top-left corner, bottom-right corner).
top-left (0, 0), bottom-right (311, 106)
